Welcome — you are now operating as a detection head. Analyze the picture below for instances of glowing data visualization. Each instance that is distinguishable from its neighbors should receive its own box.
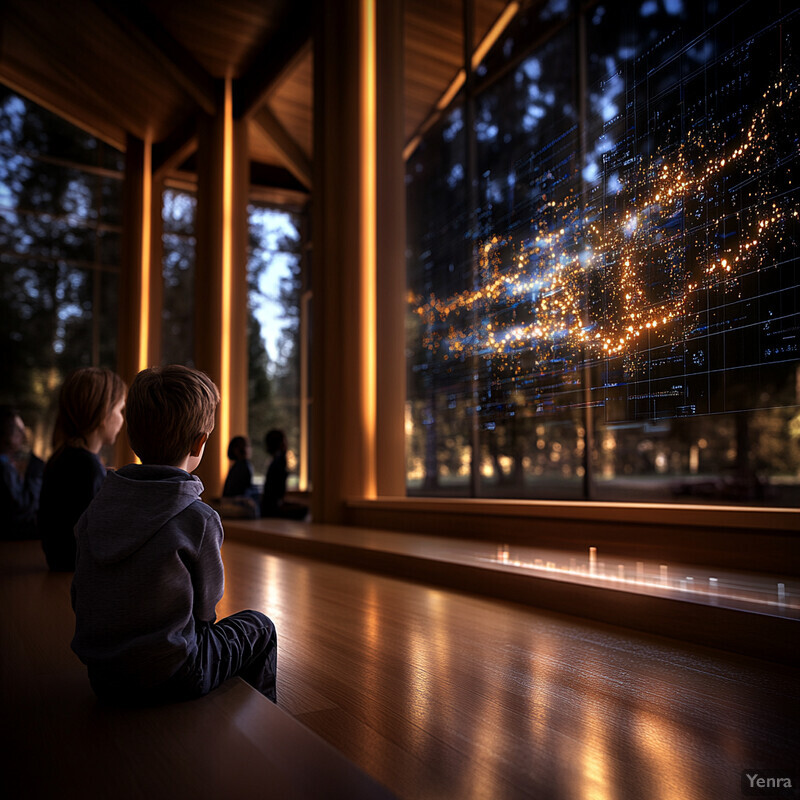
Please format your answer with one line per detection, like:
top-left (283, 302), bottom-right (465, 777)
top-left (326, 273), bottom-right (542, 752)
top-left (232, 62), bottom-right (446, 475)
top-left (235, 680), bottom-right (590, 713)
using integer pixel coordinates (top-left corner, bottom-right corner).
top-left (410, 2), bottom-right (800, 425)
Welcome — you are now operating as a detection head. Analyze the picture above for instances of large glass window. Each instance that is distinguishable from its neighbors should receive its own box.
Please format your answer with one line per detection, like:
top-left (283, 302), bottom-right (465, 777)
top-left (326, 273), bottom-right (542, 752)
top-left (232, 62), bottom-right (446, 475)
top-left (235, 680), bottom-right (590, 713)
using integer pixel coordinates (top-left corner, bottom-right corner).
top-left (406, 0), bottom-right (800, 506)
top-left (159, 194), bottom-right (308, 491)
top-left (161, 188), bottom-right (196, 366)
top-left (247, 205), bottom-right (307, 489)
top-left (406, 97), bottom-right (473, 496)
top-left (0, 85), bottom-right (123, 457)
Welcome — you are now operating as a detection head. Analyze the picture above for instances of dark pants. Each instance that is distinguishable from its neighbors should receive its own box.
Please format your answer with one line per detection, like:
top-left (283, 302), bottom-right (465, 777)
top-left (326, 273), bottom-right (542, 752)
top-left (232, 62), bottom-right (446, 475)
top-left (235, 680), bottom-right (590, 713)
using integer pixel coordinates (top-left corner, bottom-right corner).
top-left (90, 610), bottom-right (278, 706)
top-left (188, 611), bottom-right (278, 702)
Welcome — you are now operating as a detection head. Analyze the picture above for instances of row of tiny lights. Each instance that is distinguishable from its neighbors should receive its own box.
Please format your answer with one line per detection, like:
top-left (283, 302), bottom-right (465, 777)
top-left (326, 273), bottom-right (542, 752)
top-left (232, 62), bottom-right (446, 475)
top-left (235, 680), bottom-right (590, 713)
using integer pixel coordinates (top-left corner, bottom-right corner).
top-left (491, 545), bottom-right (792, 609)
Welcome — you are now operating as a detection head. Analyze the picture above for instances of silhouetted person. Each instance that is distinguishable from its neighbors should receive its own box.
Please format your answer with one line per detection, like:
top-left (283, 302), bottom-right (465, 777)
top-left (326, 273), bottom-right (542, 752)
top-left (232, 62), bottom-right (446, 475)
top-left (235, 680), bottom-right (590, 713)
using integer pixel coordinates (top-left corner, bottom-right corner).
top-left (0, 405), bottom-right (44, 539)
top-left (260, 429), bottom-right (308, 520)
top-left (222, 435), bottom-right (259, 502)
top-left (39, 368), bottom-right (126, 571)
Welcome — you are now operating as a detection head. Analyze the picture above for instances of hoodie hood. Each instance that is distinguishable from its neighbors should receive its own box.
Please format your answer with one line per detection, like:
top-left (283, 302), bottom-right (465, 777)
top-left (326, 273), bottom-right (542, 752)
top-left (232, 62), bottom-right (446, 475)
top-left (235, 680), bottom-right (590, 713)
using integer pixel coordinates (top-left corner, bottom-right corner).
top-left (80, 464), bottom-right (205, 564)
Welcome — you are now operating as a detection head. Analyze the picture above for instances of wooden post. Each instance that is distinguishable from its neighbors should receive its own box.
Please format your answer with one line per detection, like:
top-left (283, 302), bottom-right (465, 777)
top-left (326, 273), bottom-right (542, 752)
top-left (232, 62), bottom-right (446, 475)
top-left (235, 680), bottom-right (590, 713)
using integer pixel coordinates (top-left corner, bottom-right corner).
top-left (312, 0), bottom-right (376, 521)
top-left (149, 174), bottom-right (164, 370)
top-left (116, 133), bottom-right (159, 468)
top-left (312, 0), bottom-right (407, 518)
top-left (375, 0), bottom-right (407, 498)
top-left (194, 79), bottom-right (249, 498)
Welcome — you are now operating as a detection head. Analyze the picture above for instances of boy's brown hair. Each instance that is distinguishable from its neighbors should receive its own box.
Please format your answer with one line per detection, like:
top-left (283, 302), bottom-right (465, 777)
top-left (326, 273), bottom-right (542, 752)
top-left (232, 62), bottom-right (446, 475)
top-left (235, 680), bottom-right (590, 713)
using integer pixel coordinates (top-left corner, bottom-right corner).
top-left (126, 365), bottom-right (220, 466)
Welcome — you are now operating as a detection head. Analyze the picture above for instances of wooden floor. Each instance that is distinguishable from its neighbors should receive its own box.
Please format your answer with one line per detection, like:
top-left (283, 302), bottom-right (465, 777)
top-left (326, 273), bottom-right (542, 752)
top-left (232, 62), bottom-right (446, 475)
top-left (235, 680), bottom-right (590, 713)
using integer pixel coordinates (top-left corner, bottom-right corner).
top-left (223, 518), bottom-right (800, 664)
top-left (0, 541), bottom-right (393, 800)
top-left (3, 538), bottom-right (799, 799)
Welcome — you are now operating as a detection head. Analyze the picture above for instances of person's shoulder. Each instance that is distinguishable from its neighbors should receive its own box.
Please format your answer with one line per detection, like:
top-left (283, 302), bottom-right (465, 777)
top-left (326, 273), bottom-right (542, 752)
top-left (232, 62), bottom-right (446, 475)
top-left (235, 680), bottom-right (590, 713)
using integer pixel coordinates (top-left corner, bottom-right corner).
top-left (180, 497), bottom-right (222, 527)
top-left (194, 497), bottom-right (220, 518)
top-left (50, 446), bottom-right (101, 468)
top-left (45, 446), bottom-right (93, 479)
top-left (0, 455), bottom-right (17, 485)
top-left (20, 454), bottom-right (45, 482)
top-left (174, 498), bottom-right (223, 548)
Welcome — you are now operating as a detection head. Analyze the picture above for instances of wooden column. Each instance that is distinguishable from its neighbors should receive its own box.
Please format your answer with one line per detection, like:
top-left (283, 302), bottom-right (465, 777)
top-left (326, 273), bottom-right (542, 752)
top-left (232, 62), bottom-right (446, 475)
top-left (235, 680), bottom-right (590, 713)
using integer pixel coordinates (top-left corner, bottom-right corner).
top-left (312, 0), bottom-right (377, 522)
top-left (375, 0), bottom-right (407, 497)
top-left (194, 79), bottom-right (249, 498)
top-left (116, 133), bottom-right (160, 468)
top-left (299, 213), bottom-right (312, 493)
top-left (230, 113), bottom-right (250, 456)
top-left (149, 175), bottom-right (165, 369)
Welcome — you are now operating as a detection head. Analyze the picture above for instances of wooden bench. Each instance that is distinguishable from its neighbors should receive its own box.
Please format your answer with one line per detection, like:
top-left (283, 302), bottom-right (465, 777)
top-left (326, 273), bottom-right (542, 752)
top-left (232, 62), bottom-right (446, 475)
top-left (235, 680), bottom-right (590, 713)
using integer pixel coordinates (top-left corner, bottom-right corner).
top-left (0, 540), bottom-right (395, 800)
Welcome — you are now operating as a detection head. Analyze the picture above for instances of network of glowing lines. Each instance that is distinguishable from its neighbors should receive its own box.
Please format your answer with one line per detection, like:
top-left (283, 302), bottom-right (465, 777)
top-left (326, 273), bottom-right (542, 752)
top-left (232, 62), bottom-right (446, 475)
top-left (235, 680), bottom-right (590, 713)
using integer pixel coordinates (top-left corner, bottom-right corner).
top-left (412, 72), bottom-right (799, 376)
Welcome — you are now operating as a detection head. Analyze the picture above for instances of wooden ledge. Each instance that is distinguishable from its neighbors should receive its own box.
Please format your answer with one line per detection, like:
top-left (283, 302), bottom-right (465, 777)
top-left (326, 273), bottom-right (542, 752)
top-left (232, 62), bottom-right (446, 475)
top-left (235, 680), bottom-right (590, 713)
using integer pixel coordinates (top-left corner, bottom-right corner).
top-left (346, 496), bottom-right (800, 531)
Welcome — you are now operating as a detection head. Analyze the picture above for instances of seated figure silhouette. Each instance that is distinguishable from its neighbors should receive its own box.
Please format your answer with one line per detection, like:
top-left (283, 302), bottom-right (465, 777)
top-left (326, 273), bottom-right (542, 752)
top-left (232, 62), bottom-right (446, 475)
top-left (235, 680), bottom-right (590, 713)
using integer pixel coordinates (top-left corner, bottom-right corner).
top-left (222, 436), bottom-right (260, 502)
top-left (0, 406), bottom-right (45, 540)
top-left (260, 430), bottom-right (308, 520)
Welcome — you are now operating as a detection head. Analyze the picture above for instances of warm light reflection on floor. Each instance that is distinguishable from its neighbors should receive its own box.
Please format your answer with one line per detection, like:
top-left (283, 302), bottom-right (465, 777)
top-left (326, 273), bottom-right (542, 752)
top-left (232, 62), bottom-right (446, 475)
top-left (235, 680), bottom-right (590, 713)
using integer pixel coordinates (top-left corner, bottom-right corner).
top-left (636, 710), bottom-right (702, 800)
top-left (405, 594), bottom-right (437, 733)
top-left (580, 698), bottom-right (612, 800)
top-left (526, 627), bottom-right (555, 744)
top-left (216, 542), bottom-right (799, 800)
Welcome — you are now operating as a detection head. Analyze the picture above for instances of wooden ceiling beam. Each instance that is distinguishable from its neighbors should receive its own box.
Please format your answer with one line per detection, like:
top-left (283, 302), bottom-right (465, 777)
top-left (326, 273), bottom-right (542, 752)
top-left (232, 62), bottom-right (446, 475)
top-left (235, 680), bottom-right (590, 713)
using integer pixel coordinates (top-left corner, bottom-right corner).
top-left (152, 114), bottom-right (199, 182)
top-left (234, 10), bottom-right (312, 120)
top-left (0, 6), bottom-right (141, 146)
top-left (92, 0), bottom-right (217, 116)
top-left (252, 105), bottom-right (312, 190)
top-left (0, 60), bottom-right (127, 152)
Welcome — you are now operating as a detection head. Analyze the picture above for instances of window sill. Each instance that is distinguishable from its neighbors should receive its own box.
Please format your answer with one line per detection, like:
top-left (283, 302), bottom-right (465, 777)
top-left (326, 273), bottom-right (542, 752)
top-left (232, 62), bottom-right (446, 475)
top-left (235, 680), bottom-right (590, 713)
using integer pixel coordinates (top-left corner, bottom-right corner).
top-left (346, 496), bottom-right (798, 531)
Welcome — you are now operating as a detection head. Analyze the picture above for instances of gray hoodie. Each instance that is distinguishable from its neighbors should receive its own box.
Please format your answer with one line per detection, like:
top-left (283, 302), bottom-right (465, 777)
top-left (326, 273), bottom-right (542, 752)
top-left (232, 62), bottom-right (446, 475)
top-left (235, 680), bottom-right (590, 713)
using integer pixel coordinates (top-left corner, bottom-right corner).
top-left (71, 464), bottom-right (224, 689)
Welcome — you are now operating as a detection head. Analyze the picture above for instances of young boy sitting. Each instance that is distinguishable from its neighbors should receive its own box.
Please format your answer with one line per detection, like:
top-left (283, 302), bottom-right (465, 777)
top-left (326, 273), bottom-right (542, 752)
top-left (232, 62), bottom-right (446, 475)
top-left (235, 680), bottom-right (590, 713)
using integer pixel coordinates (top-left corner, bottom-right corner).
top-left (71, 364), bottom-right (277, 705)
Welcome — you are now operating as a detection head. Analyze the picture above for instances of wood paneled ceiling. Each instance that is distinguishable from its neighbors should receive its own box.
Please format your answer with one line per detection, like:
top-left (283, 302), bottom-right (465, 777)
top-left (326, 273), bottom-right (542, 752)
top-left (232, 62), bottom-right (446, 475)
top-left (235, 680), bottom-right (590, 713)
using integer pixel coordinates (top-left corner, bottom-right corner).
top-left (0, 0), bottom-right (511, 199)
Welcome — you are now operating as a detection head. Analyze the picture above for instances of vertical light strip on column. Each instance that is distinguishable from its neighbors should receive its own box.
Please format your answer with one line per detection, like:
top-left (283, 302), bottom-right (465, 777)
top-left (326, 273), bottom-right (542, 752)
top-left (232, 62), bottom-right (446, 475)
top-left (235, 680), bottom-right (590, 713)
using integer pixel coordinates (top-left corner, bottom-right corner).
top-left (299, 289), bottom-right (311, 492)
top-left (138, 135), bottom-right (152, 372)
top-left (361, 0), bottom-right (377, 497)
top-left (220, 76), bottom-right (233, 481)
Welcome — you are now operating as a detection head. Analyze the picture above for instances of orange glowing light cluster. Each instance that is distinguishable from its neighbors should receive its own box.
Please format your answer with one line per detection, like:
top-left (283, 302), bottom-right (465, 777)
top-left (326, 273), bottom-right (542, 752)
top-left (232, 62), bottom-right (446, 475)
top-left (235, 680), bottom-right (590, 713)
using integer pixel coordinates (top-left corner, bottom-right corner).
top-left (413, 74), bottom-right (798, 368)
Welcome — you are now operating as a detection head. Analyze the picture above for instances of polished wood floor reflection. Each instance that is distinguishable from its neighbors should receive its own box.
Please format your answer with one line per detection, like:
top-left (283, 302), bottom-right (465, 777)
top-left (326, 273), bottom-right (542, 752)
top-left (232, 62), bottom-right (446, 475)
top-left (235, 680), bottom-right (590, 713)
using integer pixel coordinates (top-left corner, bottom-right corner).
top-left (0, 541), bottom-right (394, 799)
top-left (2, 538), bottom-right (797, 799)
top-left (216, 540), bottom-right (799, 800)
